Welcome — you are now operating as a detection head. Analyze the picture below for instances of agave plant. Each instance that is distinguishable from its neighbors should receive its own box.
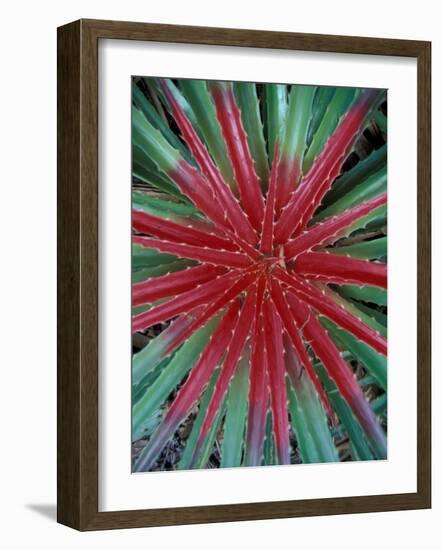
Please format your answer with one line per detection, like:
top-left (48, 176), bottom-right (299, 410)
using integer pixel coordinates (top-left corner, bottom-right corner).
top-left (131, 77), bottom-right (387, 472)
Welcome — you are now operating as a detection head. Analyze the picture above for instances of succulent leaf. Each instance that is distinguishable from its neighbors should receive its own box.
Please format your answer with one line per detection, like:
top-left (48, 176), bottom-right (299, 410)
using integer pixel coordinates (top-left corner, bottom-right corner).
top-left (131, 79), bottom-right (388, 471)
top-left (179, 79), bottom-right (236, 191)
top-left (234, 82), bottom-right (269, 189)
top-left (221, 344), bottom-right (250, 468)
top-left (266, 84), bottom-right (287, 157)
top-left (315, 362), bottom-right (374, 461)
top-left (275, 85), bottom-right (316, 211)
top-left (209, 81), bottom-right (265, 230)
top-left (132, 318), bottom-right (219, 442)
top-left (285, 340), bottom-right (339, 464)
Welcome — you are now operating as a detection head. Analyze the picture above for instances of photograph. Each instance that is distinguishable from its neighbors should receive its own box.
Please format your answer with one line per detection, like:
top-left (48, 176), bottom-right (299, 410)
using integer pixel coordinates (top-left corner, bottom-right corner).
top-left (131, 77), bottom-right (388, 472)
top-left (0, 0), bottom-right (435, 541)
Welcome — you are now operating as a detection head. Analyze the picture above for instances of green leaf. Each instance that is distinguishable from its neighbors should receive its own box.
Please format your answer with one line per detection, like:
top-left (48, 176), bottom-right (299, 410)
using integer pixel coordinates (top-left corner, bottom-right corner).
top-left (133, 146), bottom-right (183, 198)
top-left (152, 78), bottom-right (198, 128)
top-left (133, 82), bottom-right (195, 165)
top-left (286, 356), bottom-right (339, 464)
top-left (337, 284), bottom-right (388, 307)
top-left (324, 144), bottom-right (387, 206)
top-left (234, 82), bottom-right (269, 188)
top-left (194, 402), bottom-right (225, 469)
top-left (180, 79), bottom-right (236, 190)
top-left (132, 303), bottom-right (153, 316)
top-left (178, 368), bottom-right (223, 470)
top-left (132, 318), bottom-right (218, 440)
top-left (330, 236), bottom-right (387, 260)
top-left (132, 106), bottom-right (180, 173)
top-left (321, 318), bottom-right (387, 391)
top-left (373, 110), bottom-right (387, 134)
top-left (306, 86), bottom-right (335, 146)
top-left (371, 392), bottom-right (387, 415)
top-left (265, 84), bottom-right (287, 157)
top-left (345, 204), bottom-right (387, 238)
top-left (352, 301), bottom-right (387, 327)
top-left (358, 375), bottom-right (378, 387)
top-left (315, 363), bottom-right (374, 461)
top-left (132, 260), bottom-right (196, 283)
top-left (220, 348), bottom-right (250, 468)
top-left (328, 286), bottom-right (387, 336)
top-left (282, 84), bottom-right (316, 176)
top-left (315, 167), bottom-right (387, 222)
top-left (303, 87), bottom-right (357, 173)
top-left (132, 355), bottom-right (173, 406)
top-left (132, 192), bottom-right (200, 219)
top-left (262, 410), bottom-right (276, 466)
top-left (132, 244), bottom-right (178, 269)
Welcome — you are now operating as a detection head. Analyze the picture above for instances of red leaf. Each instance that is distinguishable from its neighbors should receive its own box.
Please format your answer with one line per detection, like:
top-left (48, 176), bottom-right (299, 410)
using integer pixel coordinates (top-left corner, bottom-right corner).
top-left (133, 235), bottom-right (252, 268)
top-left (268, 277), bottom-right (334, 419)
top-left (132, 264), bottom-right (226, 307)
top-left (262, 298), bottom-right (290, 465)
top-left (245, 276), bottom-right (269, 466)
top-left (294, 251), bottom-right (387, 288)
top-left (260, 142), bottom-right (280, 255)
top-left (189, 284), bottom-right (258, 467)
top-left (132, 270), bottom-right (243, 333)
top-left (210, 82), bottom-right (265, 231)
top-left (133, 209), bottom-right (237, 251)
top-left (134, 300), bottom-right (241, 472)
top-left (164, 267), bottom-right (261, 353)
top-left (275, 90), bottom-right (381, 243)
top-left (287, 292), bottom-right (387, 458)
top-left (167, 159), bottom-right (229, 231)
top-left (160, 79), bottom-right (258, 245)
top-left (274, 154), bottom-right (301, 215)
top-left (284, 193), bottom-right (387, 260)
top-left (274, 267), bottom-right (387, 355)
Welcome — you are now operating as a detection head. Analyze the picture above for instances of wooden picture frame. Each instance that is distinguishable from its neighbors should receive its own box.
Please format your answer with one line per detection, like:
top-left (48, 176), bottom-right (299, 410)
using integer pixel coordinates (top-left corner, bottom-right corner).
top-left (57, 18), bottom-right (431, 530)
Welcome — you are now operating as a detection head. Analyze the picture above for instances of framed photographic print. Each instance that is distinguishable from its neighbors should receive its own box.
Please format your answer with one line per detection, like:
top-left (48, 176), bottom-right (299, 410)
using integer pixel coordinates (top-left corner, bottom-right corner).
top-left (57, 19), bottom-right (431, 530)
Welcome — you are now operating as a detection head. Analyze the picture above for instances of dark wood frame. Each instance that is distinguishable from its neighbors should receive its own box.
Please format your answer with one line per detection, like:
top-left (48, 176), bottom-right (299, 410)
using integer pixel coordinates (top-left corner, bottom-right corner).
top-left (57, 18), bottom-right (431, 531)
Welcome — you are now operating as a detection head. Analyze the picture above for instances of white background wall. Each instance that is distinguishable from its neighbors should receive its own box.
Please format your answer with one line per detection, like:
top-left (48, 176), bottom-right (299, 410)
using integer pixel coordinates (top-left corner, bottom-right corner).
top-left (0, 0), bottom-right (439, 547)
